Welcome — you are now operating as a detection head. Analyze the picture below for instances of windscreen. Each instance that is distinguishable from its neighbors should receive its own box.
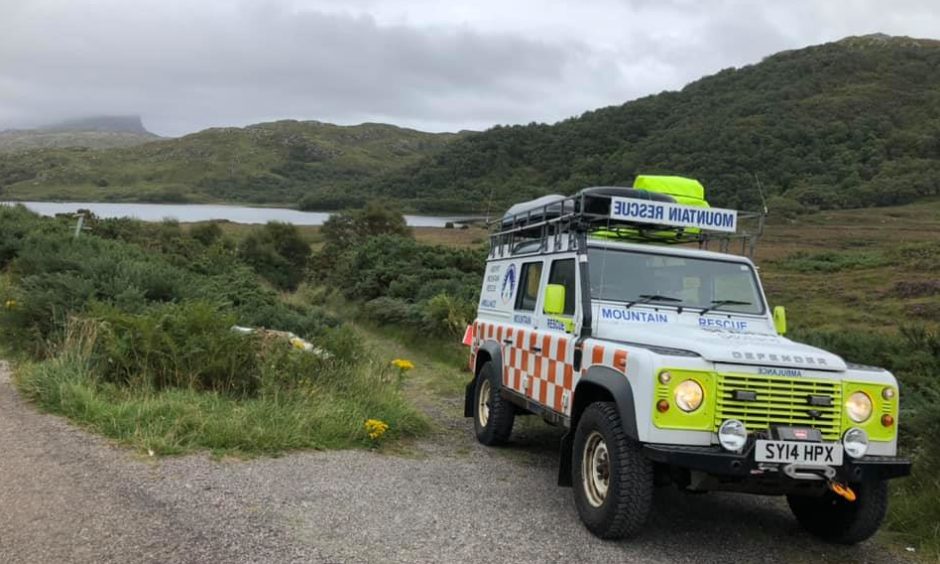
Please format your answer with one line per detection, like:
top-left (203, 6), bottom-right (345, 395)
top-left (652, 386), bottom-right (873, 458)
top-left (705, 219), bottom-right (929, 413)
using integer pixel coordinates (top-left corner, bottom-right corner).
top-left (588, 248), bottom-right (765, 315)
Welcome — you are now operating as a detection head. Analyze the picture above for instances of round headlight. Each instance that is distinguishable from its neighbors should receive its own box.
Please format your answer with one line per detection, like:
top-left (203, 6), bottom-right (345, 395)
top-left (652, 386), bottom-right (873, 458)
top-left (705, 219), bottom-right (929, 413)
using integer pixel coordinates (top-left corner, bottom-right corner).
top-left (674, 379), bottom-right (704, 412)
top-left (843, 427), bottom-right (869, 459)
top-left (718, 419), bottom-right (748, 452)
top-left (845, 391), bottom-right (873, 423)
top-left (882, 387), bottom-right (895, 400)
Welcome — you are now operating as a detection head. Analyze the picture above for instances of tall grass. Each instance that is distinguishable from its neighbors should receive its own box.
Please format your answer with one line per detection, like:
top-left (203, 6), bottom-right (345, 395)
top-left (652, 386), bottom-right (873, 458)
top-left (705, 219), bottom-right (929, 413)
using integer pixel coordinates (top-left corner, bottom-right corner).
top-left (16, 318), bottom-right (427, 455)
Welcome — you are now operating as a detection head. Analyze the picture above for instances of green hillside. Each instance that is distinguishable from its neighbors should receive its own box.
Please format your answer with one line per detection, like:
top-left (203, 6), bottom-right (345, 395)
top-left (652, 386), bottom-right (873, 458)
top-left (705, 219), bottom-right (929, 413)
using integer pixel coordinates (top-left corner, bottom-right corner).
top-left (0, 120), bottom-right (461, 205)
top-left (350, 34), bottom-right (940, 213)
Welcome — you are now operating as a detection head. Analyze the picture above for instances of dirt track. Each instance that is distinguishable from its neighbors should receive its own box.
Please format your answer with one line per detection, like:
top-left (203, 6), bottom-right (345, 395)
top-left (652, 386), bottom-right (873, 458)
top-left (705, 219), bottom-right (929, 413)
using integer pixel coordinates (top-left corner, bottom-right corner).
top-left (0, 360), bottom-right (911, 563)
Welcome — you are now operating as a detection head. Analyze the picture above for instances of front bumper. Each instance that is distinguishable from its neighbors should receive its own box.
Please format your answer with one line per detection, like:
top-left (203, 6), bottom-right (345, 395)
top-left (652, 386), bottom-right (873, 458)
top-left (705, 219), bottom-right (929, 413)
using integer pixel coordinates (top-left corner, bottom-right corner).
top-left (643, 443), bottom-right (912, 482)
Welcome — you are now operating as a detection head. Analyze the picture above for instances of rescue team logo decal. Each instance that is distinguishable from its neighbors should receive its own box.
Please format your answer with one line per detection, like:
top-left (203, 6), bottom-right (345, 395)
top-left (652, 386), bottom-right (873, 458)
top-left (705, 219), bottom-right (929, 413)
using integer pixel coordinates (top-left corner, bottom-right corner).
top-left (500, 264), bottom-right (516, 304)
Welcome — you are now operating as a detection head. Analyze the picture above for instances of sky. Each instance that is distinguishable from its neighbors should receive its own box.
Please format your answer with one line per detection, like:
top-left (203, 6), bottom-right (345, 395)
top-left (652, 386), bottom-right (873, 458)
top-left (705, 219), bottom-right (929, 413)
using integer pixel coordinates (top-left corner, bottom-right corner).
top-left (1, 0), bottom-right (939, 137)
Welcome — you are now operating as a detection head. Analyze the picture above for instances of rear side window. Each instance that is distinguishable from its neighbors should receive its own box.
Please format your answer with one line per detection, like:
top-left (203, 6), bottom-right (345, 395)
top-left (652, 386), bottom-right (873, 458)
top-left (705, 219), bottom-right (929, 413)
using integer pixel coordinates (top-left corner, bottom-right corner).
top-left (515, 262), bottom-right (543, 311)
top-left (548, 258), bottom-right (576, 316)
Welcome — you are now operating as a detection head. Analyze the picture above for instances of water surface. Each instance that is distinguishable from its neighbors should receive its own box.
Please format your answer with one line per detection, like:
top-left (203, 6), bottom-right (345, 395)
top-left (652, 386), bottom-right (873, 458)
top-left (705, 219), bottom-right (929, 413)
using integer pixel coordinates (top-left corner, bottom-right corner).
top-left (2, 201), bottom-right (475, 227)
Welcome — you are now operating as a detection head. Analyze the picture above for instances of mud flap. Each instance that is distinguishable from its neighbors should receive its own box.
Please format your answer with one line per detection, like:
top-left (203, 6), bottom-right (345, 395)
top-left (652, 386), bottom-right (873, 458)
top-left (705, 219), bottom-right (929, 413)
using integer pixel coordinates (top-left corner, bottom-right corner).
top-left (464, 381), bottom-right (475, 418)
top-left (558, 431), bottom-right (573, 487)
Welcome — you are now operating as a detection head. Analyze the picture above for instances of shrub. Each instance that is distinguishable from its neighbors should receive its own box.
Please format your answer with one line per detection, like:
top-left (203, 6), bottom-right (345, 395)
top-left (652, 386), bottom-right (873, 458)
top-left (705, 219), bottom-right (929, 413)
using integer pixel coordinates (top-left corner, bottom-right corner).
top-left (89, 302), bottom-right (265, 395)
top-left (0, 209), bottom-right (335, 357)
top-left (422, 293), bottom-right (475, 336)
top-left (190, 222), bottom-right (224, 246)
top-left (315, 203), bottom-right (412, 274)
top-left (362, 297), bottom-right (422, 328)
top-left (238, 221), bottom-right (311, 290)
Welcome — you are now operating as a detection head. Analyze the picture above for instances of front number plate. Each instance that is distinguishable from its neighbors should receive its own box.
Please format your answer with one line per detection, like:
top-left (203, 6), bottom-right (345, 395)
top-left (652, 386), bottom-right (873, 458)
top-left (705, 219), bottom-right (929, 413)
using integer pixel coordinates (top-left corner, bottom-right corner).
top-left (755, 440), bottom-right (843, 466)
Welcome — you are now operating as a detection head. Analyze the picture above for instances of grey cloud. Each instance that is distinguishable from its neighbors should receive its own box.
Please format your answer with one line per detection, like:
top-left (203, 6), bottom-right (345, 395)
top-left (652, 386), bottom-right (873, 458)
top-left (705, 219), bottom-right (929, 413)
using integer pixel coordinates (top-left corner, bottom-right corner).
top-left (1, 0), bottom-right (938, 136)
top-left (0, 1), bottom-right (580, 134)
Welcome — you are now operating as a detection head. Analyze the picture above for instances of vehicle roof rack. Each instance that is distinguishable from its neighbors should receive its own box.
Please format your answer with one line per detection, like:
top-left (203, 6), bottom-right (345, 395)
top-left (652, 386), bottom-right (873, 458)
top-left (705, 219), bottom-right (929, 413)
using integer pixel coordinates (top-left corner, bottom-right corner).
top-left (489, 186), bottom-right (766, 259)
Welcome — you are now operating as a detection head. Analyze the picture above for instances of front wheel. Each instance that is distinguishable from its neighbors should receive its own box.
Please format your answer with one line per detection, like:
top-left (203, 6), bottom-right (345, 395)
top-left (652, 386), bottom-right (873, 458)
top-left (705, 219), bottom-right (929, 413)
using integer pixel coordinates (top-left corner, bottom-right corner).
top-left (786, 480), bottom-right (888, 544)
top-left (572, 402), bottom-right (653, 539)
top-left (472, 361), bottom-right (514, 446)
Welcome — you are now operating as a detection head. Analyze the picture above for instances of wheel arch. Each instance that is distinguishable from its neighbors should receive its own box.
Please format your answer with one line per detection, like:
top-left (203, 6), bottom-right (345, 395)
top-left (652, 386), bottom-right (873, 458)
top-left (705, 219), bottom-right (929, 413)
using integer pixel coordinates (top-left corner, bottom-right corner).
top-left (464, 340), bottom-right (502, 418)
top-left (572, 366), bottom-right (638, 439)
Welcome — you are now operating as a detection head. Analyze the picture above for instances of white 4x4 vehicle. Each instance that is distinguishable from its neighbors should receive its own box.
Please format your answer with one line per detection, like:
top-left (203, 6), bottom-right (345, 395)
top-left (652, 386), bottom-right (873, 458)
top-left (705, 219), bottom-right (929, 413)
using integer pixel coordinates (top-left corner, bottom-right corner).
top-left (464, 178), bottom-right (910, 543)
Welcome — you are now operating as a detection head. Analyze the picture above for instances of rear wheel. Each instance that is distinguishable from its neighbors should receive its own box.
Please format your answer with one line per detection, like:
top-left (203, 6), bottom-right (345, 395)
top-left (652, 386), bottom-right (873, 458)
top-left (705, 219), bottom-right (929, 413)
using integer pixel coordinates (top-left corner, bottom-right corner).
top-left (473, 361), bottom-right (514, 446)
top-left (786, 480), bottom-right (888, 544)
top-left (572, 402), bottom-right (653, 539)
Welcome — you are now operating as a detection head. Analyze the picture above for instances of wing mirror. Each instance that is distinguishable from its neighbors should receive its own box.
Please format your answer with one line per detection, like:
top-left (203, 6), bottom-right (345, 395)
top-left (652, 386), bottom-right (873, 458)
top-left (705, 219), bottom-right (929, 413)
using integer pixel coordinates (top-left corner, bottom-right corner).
top-left (773, 306), bottom-right (787, 335)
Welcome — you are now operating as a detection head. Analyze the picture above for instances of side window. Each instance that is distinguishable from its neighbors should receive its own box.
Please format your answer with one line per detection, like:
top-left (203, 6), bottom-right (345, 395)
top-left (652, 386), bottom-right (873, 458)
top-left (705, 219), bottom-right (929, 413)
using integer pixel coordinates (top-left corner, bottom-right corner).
top-left (515, 261), bottom-right (543, 311)
top-left (548, 258), bottom-right (576, 316)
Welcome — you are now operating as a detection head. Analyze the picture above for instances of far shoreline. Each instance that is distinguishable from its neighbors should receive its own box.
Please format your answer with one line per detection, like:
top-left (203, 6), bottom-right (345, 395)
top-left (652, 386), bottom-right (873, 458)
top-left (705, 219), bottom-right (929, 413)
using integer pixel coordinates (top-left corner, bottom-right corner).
top-left (1, 200), bottom-right (486, 227)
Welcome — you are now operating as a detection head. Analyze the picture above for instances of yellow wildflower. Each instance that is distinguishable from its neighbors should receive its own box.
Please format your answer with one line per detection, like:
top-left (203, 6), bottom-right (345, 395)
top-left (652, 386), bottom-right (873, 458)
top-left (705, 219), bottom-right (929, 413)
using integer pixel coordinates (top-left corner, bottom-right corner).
top-left (364, 419), bottom-right (389, 441)
top-left (3, 299), bottom-right (16, 310)
top-left (391, 358), bottom-right (415, 371)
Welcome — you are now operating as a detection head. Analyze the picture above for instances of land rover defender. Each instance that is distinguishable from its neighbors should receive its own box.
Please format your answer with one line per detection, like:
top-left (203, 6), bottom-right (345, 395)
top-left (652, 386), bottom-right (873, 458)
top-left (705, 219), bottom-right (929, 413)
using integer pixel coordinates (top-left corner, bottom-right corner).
top-left (464, 176), bottom-right (911, 543)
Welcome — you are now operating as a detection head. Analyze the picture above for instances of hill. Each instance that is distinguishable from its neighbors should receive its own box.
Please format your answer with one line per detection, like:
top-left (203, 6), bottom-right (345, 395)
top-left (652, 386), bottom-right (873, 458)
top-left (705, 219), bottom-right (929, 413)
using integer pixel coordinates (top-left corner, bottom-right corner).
top-left (349, 34), bottom-right (940, 213)
top-left (0, 115), bottom-right (158, 153)
top-left (4, 35), bottom-right (940, 212)
top-left (0, 120), bottom-right (462, 204)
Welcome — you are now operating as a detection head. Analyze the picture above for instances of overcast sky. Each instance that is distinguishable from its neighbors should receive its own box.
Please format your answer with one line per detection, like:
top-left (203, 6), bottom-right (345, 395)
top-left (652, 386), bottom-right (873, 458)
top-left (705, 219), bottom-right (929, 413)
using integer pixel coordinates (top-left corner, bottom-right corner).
top-left (1, 0), bottom-right (938, 136)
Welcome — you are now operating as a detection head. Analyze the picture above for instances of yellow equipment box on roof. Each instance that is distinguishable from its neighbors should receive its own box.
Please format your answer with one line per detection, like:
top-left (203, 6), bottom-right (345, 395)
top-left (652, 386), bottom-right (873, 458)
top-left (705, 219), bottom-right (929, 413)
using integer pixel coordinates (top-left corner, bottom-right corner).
top-left (634, 175), bottom-right (708, 208)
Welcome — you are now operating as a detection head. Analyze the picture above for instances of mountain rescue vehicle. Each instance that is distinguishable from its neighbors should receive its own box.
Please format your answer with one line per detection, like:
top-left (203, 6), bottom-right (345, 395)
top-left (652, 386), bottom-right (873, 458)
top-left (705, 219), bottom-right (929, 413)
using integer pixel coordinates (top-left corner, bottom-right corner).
top-left (464, 176), bottom-right (911, 543)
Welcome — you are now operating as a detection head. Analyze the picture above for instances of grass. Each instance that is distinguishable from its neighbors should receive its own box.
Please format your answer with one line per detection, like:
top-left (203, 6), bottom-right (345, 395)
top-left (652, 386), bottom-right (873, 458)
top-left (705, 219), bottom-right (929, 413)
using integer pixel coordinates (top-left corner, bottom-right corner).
top-left (15, 347), bottom-right (428, 457)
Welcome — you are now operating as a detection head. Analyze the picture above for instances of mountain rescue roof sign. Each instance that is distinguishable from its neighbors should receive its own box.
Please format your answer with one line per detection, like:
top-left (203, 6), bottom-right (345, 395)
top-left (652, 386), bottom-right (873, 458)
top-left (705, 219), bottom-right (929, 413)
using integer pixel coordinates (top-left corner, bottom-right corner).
top-left (610, 197), bottom-right (738, 233)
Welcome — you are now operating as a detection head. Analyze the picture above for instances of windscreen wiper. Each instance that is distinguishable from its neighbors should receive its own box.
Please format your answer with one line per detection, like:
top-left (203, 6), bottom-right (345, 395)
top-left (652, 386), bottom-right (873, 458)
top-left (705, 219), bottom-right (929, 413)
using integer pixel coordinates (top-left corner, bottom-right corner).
top-left (699, 299), bottom-right (752, 316)
top-left (625, 294), bottom-right (683, 309)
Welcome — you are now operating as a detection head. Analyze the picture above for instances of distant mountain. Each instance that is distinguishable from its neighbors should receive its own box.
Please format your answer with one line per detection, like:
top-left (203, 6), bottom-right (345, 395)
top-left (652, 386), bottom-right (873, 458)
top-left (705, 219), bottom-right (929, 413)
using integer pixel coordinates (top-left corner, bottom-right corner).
top-left (347, 34), bottom-right (940, 213)
top-left (42, 115), bottom-right (152, 135)
top-left (0, 115), bottom-right (158, 153)
top-left (0, 120), bottom-right (463, 204)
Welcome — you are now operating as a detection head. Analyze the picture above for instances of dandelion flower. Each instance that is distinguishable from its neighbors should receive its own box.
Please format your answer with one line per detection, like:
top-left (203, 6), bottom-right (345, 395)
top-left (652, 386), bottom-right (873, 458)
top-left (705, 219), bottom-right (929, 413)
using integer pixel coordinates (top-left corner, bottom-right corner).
top-left (391, 358), bottom-right (415, 371)
top-left (364, 419), bottom-right (389, 440)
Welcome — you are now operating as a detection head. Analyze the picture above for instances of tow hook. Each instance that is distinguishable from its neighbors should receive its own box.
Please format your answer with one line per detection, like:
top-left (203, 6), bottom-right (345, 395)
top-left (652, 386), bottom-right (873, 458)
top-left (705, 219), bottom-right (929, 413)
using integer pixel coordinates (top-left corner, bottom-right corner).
top-left (828, 481), bottom-right (857, 502)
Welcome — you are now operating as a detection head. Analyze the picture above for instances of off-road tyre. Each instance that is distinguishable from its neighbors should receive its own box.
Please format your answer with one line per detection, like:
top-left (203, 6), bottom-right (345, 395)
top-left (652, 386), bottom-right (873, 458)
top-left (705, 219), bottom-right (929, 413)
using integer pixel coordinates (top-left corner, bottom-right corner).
top-left (473, 361), bottom-right (515, 446)
top-left (786, 480), bottom-right (889, 544)
top-left (572, 401), bottom-right (653, 539)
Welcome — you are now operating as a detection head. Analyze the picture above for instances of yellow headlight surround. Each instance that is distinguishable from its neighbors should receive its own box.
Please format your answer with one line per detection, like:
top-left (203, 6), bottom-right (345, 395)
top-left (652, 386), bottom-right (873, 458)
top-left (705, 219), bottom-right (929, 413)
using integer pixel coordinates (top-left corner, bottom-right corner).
top-left (654, 370), bottom-right (715, 431)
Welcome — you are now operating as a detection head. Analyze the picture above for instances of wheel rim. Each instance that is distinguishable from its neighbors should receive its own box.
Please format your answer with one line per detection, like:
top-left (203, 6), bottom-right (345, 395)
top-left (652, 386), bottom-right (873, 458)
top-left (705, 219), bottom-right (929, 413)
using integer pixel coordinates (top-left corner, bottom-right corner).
top-left (477, 378), bottom-right (491, 428)
top-left (582, 431), bottom-right (610, 508)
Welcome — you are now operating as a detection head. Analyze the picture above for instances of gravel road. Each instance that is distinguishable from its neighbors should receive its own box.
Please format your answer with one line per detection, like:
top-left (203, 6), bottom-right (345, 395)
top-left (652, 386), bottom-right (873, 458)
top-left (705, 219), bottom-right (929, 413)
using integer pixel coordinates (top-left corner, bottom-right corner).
top-left (0, 360), bottom-right (911, 564)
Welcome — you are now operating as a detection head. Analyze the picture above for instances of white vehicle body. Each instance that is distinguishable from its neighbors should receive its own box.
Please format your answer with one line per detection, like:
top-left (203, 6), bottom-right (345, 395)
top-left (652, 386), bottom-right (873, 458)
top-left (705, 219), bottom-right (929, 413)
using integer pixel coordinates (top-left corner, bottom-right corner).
top-left (465, 184), bottom-right (910, 542)
top-left (471, 238), bottom-right (898, 455)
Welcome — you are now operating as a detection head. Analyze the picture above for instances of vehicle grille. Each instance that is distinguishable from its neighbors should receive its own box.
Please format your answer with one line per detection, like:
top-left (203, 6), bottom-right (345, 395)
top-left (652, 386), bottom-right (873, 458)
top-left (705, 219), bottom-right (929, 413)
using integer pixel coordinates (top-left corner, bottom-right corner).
top-left (714, 373), bottom-right (842, 440)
